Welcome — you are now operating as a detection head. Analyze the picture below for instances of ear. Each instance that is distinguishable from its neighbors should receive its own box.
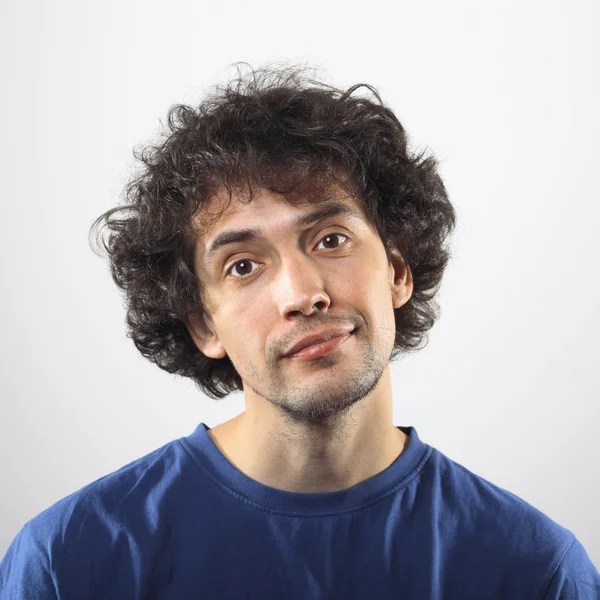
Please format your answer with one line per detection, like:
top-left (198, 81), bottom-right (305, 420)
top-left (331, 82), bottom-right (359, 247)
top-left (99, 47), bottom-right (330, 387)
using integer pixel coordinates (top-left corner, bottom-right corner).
top-left (184, 311), bottom-right (227, 359)
top-left (388, 247), bottom-right (414, 309)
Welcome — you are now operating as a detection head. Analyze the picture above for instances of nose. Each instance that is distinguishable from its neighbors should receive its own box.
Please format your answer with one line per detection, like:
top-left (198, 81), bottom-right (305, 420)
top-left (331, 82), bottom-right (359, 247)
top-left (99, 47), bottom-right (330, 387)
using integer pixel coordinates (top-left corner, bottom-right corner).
top-left (275, 255), bottom-right (331, 318)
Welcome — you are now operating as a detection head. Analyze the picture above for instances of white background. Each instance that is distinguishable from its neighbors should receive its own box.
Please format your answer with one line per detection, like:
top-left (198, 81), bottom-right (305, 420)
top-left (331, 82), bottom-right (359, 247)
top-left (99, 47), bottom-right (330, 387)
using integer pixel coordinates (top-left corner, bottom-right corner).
top-left (1, 0), bottom-right (599, 567)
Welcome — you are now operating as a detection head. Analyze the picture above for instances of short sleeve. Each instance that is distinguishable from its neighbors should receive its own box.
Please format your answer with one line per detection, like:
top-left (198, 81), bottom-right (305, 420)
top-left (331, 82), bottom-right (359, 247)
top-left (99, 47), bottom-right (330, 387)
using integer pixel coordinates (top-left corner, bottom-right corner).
top-left (543, 536), bottom-right (600, 599)
top-left (0, 522), bottom-right (58, 599)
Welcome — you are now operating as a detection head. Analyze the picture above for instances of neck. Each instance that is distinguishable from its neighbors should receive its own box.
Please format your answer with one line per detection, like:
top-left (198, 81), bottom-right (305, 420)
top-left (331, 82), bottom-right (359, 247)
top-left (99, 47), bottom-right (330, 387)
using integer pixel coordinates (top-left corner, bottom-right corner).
top-left (208, 369), bottom-right (408, 493)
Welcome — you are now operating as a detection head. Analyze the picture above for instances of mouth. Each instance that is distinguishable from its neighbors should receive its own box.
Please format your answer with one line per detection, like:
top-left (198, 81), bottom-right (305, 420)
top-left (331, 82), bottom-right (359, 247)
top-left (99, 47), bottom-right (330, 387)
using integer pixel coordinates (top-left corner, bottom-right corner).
top-left (285, 329), bottom-right (355, 361)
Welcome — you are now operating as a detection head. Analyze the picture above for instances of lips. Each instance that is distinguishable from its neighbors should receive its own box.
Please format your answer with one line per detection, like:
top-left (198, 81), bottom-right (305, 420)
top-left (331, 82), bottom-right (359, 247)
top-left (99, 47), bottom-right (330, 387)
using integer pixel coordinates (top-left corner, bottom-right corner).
top-left (285, 331), bottom-right (353, 360)
top-left (284, 327), bottom-right (355, 358)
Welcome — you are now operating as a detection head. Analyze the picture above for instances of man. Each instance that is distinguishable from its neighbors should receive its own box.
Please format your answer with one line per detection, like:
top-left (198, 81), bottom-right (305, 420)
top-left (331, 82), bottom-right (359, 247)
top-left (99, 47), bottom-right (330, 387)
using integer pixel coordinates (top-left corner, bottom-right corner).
top-left (1, 65), bottom-right (599, 598)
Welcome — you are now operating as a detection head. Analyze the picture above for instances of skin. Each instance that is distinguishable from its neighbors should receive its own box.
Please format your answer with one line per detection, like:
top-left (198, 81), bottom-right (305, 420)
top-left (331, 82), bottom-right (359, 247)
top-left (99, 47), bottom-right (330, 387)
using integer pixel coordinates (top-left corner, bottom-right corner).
top-left (184, 183), bottom-right (414, 493)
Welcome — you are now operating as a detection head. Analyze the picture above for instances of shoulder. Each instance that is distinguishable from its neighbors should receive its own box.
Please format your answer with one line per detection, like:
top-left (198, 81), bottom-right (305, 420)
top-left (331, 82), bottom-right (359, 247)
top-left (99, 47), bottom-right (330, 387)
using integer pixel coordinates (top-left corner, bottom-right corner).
top-left (415, 446), bottom-right (600, 595)
top-left (1, 437), bottom-right (187, 596)
top-left (33, 438), bottom-right (180, 530)
top-left (4, 437), bottom-right (186, 568)
top-left (426, 445), bottom-right (572, 536)
top-left (542, 536), bottom-right (600, 599)
top-left (422, 446), bottom-right (577, 580)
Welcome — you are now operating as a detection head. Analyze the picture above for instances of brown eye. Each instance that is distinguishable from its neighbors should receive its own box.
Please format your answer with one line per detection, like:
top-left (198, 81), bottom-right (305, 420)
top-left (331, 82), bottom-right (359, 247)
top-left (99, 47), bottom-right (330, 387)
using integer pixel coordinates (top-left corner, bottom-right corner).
top-left (316, 233), bottom-right (348, 250)
top-left (225, 233), bottom-right (348, 281)
top-left (227, 259), bottom-right (258, 279)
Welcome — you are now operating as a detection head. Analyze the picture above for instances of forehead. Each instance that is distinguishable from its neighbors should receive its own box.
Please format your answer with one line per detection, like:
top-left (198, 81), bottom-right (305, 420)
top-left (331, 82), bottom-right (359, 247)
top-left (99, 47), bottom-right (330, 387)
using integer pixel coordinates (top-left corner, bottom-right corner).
top-left (198, 181), bottom-right (364, 227)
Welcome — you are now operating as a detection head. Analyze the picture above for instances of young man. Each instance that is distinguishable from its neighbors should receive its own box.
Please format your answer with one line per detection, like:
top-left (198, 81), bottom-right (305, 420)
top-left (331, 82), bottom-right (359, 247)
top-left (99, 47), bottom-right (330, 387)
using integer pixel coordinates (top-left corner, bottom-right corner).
top-left (2, 65), bottom-right (599, 598)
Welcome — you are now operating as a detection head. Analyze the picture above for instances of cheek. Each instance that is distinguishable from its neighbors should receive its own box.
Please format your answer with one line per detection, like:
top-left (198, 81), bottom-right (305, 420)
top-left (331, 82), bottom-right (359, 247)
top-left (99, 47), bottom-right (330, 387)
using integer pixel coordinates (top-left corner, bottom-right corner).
top-left (222, 304), bottom-right (266, 350)
top-left (244, 311), bottom-right (266, 338)
top-left (339, 260), bottom-right (389, 305)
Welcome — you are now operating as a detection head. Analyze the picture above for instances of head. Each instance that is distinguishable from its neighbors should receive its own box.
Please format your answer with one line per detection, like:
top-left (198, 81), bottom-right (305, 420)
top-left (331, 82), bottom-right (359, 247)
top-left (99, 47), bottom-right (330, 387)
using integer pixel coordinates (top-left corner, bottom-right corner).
top-left (89, 64), bottom-right (457, 409)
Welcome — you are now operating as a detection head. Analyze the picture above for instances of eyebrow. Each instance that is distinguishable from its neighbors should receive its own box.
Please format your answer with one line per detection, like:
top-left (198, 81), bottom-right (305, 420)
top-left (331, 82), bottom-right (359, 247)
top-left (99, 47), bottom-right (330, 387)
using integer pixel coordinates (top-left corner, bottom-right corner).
top-left (204, 201), bottom-right (361, 267)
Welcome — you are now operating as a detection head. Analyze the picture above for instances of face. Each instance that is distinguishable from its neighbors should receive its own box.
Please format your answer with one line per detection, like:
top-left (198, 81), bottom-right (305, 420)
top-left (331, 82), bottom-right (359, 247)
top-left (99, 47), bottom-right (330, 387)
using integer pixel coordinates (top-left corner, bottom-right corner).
top-left (186, 184), bottom-right (413, 427)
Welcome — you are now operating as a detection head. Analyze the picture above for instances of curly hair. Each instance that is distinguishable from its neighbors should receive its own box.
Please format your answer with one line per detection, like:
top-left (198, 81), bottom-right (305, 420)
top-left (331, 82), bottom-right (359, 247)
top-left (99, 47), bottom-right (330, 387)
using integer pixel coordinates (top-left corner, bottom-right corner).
top-left (89, 63), bottom-right (457, 400)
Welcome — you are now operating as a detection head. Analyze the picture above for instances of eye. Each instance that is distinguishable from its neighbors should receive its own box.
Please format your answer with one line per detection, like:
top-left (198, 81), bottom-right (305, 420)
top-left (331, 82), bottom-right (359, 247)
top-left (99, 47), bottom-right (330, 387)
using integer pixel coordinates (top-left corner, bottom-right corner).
top-left (225, 232), bottom-right (349, 281)
top-left (315, 232), bottom-right (348, 251)
top-left (226, 258), bottom-right (258, 280)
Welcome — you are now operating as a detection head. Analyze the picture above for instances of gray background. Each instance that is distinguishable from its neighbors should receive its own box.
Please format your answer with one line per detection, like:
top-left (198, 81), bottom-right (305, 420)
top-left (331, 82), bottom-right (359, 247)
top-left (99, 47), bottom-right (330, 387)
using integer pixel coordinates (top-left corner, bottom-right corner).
top-left (1, 0), bottom-right (599, 566)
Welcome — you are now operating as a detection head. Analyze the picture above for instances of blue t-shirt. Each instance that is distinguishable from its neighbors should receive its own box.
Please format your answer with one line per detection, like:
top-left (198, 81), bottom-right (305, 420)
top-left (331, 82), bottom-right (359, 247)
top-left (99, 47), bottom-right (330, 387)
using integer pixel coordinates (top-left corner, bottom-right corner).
top-left (1, 423), bottom-right (599, 599)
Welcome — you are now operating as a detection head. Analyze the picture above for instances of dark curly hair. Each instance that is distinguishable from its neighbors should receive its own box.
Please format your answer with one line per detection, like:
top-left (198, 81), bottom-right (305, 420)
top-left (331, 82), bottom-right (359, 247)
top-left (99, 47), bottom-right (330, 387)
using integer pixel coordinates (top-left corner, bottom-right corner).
top-left (89, 63), bottom-right (457, 400)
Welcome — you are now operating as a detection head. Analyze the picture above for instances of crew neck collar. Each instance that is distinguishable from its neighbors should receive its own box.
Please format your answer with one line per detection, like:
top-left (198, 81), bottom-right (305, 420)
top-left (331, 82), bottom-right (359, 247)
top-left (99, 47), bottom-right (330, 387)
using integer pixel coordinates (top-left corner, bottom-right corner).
top-left (181, 422), bottom-right (432, 516)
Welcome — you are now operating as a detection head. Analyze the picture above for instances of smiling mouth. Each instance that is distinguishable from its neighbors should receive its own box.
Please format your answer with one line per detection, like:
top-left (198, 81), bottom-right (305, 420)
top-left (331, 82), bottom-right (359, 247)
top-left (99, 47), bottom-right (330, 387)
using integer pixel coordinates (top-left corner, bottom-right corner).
top-left (285, 330), bottom-right (355, 361)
